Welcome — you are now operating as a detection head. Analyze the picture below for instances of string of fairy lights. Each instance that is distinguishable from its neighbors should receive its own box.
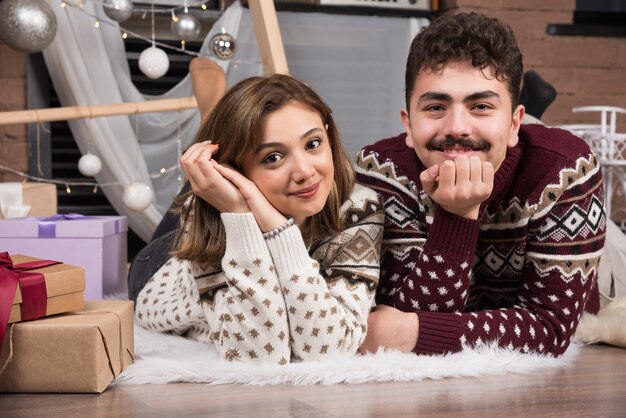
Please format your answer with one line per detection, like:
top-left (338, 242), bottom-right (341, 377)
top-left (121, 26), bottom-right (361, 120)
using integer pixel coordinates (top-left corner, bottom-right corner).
top-left (0, 0), bottom-right (243, 211)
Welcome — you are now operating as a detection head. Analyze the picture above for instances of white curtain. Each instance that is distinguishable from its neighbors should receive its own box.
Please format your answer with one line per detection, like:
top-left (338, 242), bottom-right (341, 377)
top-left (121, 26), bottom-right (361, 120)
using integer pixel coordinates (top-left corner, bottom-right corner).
top-left (42, 0), bottom-right (427, 242)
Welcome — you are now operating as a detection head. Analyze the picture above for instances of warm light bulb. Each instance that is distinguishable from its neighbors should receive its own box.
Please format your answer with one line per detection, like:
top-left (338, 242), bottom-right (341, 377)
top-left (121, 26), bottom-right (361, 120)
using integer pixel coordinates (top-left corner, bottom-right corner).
top-left (160, 167), bottom-right (166, 174)
top-left (61, 2), bottom-right (67, 7)
top-left (66, 185), bottom-right (72, 194)
top-left (122, 32), bottom-right (128, 39)
top-left (201, 3), bottom-right (207, 10)
top-left (95, 21), bottom-right (100, 28)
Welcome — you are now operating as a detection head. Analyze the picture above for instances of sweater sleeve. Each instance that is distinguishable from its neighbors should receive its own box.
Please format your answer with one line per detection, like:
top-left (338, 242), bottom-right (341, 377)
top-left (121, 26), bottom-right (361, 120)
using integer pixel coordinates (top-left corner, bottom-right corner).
top-left (135, 257), bottom-right (206, 334)
top-left (204, 212), bottom-right (291, 364)
top-left (264, 185), bottom-right (384, 360)
top-left (439, 153), bottom-right (605, 356)
top-left (356, 147), bottom-right (481, 353)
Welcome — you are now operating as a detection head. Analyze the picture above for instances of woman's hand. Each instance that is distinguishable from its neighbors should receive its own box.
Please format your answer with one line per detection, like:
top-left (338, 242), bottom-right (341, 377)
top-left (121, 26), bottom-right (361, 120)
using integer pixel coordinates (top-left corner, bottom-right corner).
top-left (179, 141), bottom-right (249, 213)
top-left (211, 162), bottom-right (288, 232)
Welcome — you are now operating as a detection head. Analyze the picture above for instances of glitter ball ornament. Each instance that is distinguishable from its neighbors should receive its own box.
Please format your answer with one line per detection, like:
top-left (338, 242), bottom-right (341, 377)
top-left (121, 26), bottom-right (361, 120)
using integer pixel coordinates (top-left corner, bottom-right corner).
top-left (0, 0), bottom-right (57, 54)
top-left (138, 46), bottom-right (169, 79)
top-left (171, 13), bottom-right (201, 41)
top-left (123, 181), bottom-right (153, 212)
top-left (78, 153), bottom-right (102, 177)
top-left (210, 32), bottom-right (236, 60)
top-left (103, 0), bottom-right (133, 22)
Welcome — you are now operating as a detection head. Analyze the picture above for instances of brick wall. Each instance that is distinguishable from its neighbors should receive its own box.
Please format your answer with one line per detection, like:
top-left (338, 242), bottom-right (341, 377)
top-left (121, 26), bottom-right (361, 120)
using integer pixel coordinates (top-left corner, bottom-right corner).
top-left (439, 0), bottom-right (626, 132)
top-left (0, 44), bottom-right (27, 182)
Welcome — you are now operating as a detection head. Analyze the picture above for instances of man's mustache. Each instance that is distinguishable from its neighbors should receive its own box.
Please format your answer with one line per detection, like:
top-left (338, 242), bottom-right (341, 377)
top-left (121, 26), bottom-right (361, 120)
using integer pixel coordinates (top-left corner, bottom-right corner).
top-left (426, 136), bottom-right (490, 152)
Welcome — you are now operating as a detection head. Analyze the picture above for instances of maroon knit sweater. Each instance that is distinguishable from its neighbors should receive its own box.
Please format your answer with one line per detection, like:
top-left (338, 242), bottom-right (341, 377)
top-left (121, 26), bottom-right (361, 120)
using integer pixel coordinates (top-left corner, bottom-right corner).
top-left (356, 124), bottom-right (605, 356)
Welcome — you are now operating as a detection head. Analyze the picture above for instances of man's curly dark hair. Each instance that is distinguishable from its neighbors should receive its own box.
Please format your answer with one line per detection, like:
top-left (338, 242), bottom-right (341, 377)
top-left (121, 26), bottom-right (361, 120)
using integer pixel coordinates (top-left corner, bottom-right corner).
top-left (405, 13), bottom-right (523, 111)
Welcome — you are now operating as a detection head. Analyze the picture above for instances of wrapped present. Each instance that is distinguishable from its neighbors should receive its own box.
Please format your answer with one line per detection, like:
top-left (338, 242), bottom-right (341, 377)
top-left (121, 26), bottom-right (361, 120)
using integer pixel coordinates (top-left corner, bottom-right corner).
top-left (0, 214), bottom-right (128, 300)
top-left (0, 253), bottom-right (85, 352)
top-left (0, 300), bottom-right (134, 393)
top-left (0, 182), bottom-right (57, 219)
top-left (5, 254), bottom-right (85, 323)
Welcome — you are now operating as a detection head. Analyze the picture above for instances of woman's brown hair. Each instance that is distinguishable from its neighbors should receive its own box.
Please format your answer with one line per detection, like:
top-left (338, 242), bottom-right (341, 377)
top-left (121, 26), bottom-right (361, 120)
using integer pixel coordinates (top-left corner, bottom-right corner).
top-left (171, 74), bottom-right (355, 266)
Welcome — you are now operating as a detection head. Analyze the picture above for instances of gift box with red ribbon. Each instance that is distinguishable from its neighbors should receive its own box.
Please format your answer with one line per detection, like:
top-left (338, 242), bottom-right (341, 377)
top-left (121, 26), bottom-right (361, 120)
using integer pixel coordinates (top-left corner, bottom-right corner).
top-left (0, 252), bottom-right (85, 352)
top-left (0, 214), bottom-right (127, 300)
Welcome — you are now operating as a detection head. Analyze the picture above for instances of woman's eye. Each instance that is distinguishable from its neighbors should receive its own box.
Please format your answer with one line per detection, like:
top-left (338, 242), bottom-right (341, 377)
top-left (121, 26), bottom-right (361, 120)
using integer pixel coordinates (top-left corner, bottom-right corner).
top-left (262, 153), bottom-right (282, 165)
top-left (306, 138), bottom-right (322, 150)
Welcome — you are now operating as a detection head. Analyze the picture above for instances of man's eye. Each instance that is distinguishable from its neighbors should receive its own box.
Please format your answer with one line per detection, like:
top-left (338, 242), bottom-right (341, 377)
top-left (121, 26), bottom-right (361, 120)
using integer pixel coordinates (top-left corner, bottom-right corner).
top-left (425, 105), bottom-right (445, 112)
top-left (306, 138), bottom-right (322, 150)
top-left (262, 153), bottom-right (282, 164)
top-left (473, 103), bottom-right (493, 111)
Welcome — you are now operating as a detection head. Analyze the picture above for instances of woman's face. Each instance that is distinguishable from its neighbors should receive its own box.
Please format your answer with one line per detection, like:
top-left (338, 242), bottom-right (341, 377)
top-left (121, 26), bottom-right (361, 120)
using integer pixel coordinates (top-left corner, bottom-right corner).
top-left (241, 101), bottom-right (334, 225)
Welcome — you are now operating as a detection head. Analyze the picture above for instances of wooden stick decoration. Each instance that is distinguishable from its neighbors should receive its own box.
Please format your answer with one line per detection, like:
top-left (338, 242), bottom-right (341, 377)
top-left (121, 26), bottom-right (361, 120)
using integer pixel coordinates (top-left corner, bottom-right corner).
top-left (0, 96), bottom-right (198, 126)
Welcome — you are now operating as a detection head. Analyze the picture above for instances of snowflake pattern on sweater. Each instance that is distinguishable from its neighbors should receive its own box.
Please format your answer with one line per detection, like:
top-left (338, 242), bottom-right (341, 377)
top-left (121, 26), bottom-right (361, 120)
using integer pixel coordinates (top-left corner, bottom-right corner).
top-left (135, 184), bottom-right (384, 364)
top-left (355, 124), bottom-right (606, 356)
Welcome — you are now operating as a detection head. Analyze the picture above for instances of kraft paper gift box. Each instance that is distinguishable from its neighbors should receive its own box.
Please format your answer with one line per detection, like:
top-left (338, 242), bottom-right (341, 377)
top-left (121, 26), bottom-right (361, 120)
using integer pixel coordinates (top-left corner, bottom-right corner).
top-left (0, 215), bottom-right (128, 300)
top-left (0, 182), bottom-right (57, 219)
top-left (0, 300), bottom-right (134, 393)
top-left (5, 254), bottom-right (85, 324)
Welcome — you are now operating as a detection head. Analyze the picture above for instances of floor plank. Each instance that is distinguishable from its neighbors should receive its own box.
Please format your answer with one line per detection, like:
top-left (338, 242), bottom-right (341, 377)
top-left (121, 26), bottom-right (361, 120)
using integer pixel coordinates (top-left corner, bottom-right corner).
top-left (1, 344), bottom-right (625, 417)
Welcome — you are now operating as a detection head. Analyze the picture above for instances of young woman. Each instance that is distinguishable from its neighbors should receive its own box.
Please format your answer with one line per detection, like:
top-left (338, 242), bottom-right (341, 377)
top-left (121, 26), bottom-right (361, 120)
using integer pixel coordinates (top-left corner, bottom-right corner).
top-left (135, 74), bottom-right (384, 364)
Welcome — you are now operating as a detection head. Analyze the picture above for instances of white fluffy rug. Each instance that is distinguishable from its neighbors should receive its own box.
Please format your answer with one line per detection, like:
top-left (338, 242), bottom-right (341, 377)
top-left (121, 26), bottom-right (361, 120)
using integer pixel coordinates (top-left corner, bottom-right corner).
top-left (112, 321), bottom-right (579, 386)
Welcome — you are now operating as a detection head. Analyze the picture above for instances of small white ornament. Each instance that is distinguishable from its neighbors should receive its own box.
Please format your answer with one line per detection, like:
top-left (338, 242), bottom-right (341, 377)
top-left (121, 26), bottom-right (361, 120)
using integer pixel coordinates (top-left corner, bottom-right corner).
top-left (78, 153), bottom-right (102, 177)
top-left (138, 46), bottom-right (169, 79)
top-left (123, 181), bottom-right (153, 212)
top-left (171, 13), bottom-right (201, 41)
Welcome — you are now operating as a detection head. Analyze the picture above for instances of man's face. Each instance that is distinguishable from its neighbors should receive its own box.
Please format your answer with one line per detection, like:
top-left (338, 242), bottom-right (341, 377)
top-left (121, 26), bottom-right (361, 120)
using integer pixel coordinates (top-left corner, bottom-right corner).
top-left (401, 60), bottom-right (524, 172)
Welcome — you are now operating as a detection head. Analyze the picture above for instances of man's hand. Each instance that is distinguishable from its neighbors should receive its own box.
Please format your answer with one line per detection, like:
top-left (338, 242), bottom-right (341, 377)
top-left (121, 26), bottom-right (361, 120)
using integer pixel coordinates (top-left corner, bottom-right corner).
top-left (420, 155), bottom-right (494, 220)
top-left (358, 305), bottom-right (419, 354)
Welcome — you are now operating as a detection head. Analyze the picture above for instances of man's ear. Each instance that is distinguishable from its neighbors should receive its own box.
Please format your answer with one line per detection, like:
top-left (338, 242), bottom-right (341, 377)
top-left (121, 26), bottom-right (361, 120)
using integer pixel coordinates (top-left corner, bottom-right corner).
top-left (400, 108), bottom-right (414, 149)
top-left (508, 104), bottom-right (525, 148)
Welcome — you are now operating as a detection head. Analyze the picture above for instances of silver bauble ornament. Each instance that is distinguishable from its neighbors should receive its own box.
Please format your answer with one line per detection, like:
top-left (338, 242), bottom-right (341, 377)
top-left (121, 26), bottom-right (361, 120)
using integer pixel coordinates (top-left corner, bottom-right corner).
top-left (0, 0), bottom-right (57, 54)
top-left (123, 181), bottom-right (153, 212)
top-left (171, 13), bottom-right (201, 41)
top-left (78, 153), bottom-right (102, 177)
top-left (103, 0), bottom-right (133, 23)
top-left (138, 46), bottom-right (169, 79)
top-left (210, 32), bottom-right (236, 60)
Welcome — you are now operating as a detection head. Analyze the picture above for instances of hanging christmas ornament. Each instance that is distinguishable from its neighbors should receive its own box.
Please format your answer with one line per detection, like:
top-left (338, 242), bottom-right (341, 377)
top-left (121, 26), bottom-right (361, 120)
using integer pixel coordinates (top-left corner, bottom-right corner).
top-left (62, 0), bottom-right (85, 7)
top-left (0, 0), bottom-right (57, 54)
top-left (123, 181), bottom-right (153, 212)
top-left (171, 12), bottom-right (201, 41)
top-left (138, 46), bottom-right (169, 79)
top-left (78, 153), bottom-right (102, 177)
top-left (210, 31), bottom-right (236, 60)
top-left (103, 0), bottom-right (133, 22)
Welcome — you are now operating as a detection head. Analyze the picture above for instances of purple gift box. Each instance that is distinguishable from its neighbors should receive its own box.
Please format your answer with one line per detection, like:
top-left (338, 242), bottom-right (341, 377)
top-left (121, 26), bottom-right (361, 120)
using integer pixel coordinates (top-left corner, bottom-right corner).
top-left (0, 215), bottom-right (128, 300)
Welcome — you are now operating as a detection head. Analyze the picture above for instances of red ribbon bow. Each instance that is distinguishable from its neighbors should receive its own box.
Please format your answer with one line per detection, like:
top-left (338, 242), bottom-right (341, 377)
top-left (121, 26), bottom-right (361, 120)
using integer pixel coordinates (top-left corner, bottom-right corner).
top-left (0, 252), bottom-right (60, 351)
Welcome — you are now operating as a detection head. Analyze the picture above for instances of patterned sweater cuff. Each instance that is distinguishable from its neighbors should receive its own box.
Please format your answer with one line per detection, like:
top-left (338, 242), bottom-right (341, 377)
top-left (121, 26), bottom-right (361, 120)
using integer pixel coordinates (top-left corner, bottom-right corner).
top-left (413, 311), bottom-right (462, 355)
top-left (220, 212), bottom-right (269, 257)
top-left (264, 224), bottom-right (311, 278)
top-left (424, 207), bottom-right (481, 260)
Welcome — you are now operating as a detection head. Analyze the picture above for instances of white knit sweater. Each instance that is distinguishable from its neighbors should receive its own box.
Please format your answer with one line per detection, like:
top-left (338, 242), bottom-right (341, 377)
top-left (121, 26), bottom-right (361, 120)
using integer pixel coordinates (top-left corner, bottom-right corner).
top-left (136, 184), bottom-right (383, 364)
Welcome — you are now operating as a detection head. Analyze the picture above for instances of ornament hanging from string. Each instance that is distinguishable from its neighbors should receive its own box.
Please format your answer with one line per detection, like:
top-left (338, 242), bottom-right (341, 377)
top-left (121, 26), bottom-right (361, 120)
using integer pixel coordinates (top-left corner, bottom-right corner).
top-left (103, 0), bottom-right (134, 23)
top-left (171, 0), bottom-right (201, 47)
top-left (122, 112), bottom-right (154, 212)
top-left (78, 117), bottom-right (102, 177)
top-left (210, 28), bottom-right (236, 60)
top-left (138, 1), bottom-right (169, 79)
top-left (0, 0), bottom-right (57, 54)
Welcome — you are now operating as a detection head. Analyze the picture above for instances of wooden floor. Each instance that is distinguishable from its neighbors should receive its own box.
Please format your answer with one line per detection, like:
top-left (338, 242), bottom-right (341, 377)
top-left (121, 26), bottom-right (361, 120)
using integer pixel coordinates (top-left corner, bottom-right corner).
top-left (1, 344), bottom-right (625, 418)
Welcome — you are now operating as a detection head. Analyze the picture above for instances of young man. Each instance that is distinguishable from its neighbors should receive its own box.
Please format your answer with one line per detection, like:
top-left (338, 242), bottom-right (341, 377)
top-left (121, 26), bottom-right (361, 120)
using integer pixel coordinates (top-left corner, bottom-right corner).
top-left (356, 12), bottom-right (606, 356)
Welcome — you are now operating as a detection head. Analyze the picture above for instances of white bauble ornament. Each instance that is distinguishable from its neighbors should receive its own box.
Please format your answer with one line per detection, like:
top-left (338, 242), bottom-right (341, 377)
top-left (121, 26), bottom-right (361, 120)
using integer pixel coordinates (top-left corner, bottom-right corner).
top-left (0, 0), bottom-right (57, 54)
top-left (138, 46), bottom-right (169, 79)
top-left (78, 153), bottom-right (102, 177)
top-left (103, 0), bottom-right (133, 22)
top-left (123, 181), bottom-right (153, 212)
top-left (210, 32), bottom-right (236, 60)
